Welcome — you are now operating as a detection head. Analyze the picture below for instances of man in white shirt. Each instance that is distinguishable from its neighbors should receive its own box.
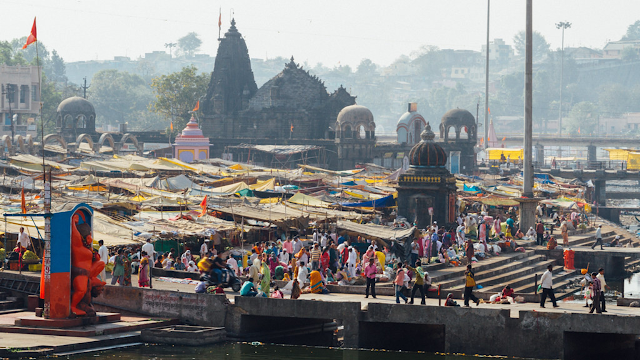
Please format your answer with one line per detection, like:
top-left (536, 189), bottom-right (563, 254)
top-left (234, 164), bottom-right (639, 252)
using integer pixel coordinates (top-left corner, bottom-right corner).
top-left (312, 230), bottom-right (318, 243)
top-left (17, 227), bottom-right (31, 251)
top-left (321, 233), bottom-right (328, 248)
top-left (591, 225), bottom-right (603, 250)
top-left (297, 261), bottom-right (309, 284)
top-left (597, 268), bottom-right (610, 312)
top-left (142, 238), bottom-right (155, 263)
top-left (98, 240), bottom-right (109, 282)
top-left (539, 264), bottom-right (559, 308)
top-left (200, 240), bottom-right (209, 258)
top-left (347, 246), bottom-right (357, 278)
top-left (293, 237), bottom-right (303, 255)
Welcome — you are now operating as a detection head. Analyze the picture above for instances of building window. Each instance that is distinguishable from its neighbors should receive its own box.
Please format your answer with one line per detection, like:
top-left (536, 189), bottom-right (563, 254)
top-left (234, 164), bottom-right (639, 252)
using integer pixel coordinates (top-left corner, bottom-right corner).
top-left (31, 85), bottom-right (37, 101)
top-left (20, 85), bottom-right (28, 104)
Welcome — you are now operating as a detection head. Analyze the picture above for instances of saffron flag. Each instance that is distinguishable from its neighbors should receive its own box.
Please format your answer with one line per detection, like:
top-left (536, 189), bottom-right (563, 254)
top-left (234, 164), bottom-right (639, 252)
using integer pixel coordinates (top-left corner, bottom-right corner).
top-left (192, 100), bottom-right (199, 112)
top-left (578, 127), bottom-right (581, 134)
top-left (199, 195), bottom-right (208, 217)
top-left (290, 124), bottom-right (294, 132)
top-left (502, 136), bottom-right (506, 141)
top-left (218, 9), bottom-right (222, 29)
top-left (21, 187), bottom-right (26, 214)
top-left (22, 18), bottom-right (37, 49)
top-left (488, 107), bottom-right (491, 114)
top-left (170, 122), bottom-right (174, 131)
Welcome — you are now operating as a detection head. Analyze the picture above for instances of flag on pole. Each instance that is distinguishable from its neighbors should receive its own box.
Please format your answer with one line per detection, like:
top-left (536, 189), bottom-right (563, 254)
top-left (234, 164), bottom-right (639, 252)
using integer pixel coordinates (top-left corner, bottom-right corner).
top-left (199, 195), bottom-right (208, 217)
top-left (578, 127), bottom-right (581, 134)
top-left (218, 9), bottom-right (222, 29)
top-left (290, 124), bottom-right (294, 132)
top-left (22, 17), bottom-right (37, 49)
top-left (488, 107), bottom-right (491, 114)
top-left (170, 122), bottom-right (174, 131)
top-left (502, 136), bottom-right (506, 141)
top-left (21, 186), bottom-right (26, 214)
top-left (192, 100), bottom-right (199, 112)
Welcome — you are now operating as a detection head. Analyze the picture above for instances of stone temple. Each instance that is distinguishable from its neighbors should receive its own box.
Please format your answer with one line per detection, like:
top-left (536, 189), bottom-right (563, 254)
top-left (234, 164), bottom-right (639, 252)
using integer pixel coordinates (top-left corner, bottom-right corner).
top-left (201, 19), bottom-right (356, 144)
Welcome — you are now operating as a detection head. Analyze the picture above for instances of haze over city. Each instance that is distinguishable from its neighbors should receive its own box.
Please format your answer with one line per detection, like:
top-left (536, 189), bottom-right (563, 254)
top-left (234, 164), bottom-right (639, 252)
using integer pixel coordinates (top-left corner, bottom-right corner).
top-left (5, 0), bottom-right (639, 66)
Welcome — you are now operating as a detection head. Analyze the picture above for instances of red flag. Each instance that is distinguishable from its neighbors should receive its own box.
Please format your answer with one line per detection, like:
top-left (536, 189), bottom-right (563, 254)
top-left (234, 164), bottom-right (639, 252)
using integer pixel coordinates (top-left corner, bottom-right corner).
top-left (199, 195), bottom-right (208, 217)
top-left (218, 10), bottom-right (222, 29)
top-left (21, 187), bottom-right (26, 214)
top-left (22, 17), bottom-right (37, 49)
top-left (192, 100), bottom-right (199, 112)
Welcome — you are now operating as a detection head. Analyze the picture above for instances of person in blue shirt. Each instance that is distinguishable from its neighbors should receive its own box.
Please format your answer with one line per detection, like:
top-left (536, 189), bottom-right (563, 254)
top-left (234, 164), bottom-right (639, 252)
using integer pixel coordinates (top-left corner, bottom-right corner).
top-left (338, 234), bottom-right (346, 245)
top-left (240, 281), bottom-right (258, 297)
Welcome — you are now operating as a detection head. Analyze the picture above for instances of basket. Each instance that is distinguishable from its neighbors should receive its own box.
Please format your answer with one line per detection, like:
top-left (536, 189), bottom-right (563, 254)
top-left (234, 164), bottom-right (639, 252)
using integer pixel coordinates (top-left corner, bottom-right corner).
top-left (28, 264), bottom-right (42, 272)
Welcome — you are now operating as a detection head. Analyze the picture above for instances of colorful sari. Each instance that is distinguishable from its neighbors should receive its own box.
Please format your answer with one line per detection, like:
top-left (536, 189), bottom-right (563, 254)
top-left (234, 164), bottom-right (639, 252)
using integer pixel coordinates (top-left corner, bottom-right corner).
top-left (138, 256), bottom-right (150, 287)
top-left (309, 270), bottom-right (323, 293)
top-left (260, 262), bottom-right (271, 295)
top-left (123, 256), bottom-right (132, 286)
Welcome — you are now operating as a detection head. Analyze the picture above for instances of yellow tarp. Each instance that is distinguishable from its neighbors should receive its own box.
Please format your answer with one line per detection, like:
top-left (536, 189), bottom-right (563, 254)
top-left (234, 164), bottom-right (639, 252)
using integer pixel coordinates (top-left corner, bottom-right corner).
top-left (131, 195), bottom-right (147, 202)
top-left (259, 198), bottom-right (280, 204)
top-left (604, 149), bottom-right (640, 170)
top-left (628, 152), bottom-right (640, 170)
top-left (249, 178), bottom-right (275, 191)
top-left (486, 148), bottom-right (524, 161)
top-left (288, 192), bottom-right (334, 208)
top-left (67, 185), bottom-right (107, 192)
top-left (214, 181), bottom-right (249, 194)
top-left (605, 148), bottom-right (632, 161)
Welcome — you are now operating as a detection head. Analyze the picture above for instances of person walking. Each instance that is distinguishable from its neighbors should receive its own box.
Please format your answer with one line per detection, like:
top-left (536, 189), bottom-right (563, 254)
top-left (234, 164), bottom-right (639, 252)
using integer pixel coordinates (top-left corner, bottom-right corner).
top-left (540, 264), bottom-right (559, 308)
top-left (464, 264), bottom-right (480, 307)
top-left (410, 238), bottom-right (420, 267)
top-left (394, 264), bottom-right (408, 304)
top-left (536, 221), bottom-right (545, 246)
top-left (111, 249), bottom-right (125, 285)
top-left (591, 225), bottom-right (604, 250)
top-left (589, 272), bottom-right (602, 314)
top-left (98, 240), bottom-right (109, 282)
top-left (310, 243), bottom-right (321, 271)
top-left (560, 221), bottom-right (569, 248)
top-left (596, 268), bottom-right (609, 313)
top-left (407, 261), bottom-right (426, 305)
top-left (364, 258), bottom-right (377, 299)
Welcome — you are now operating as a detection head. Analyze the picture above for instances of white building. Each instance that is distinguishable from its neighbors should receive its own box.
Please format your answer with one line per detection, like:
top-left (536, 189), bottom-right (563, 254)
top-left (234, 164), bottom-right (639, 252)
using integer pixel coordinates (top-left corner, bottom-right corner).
top-left (0, 65), bottom-right (41, 138)
top-left (396, 103), bottom-right (426, 145)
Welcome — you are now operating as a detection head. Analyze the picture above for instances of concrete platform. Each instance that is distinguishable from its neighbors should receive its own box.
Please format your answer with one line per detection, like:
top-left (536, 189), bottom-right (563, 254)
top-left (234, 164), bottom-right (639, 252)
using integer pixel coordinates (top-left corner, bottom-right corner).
top-left (16, 312), bottom-right (121, 328)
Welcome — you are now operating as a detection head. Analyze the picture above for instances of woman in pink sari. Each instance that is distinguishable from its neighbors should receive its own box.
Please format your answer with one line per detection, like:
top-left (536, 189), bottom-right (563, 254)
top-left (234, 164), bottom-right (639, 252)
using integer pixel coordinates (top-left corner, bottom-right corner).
top-left (138, 252), bottom-right (150, 288)
top-left (479, 222), bottom-right (487, 242)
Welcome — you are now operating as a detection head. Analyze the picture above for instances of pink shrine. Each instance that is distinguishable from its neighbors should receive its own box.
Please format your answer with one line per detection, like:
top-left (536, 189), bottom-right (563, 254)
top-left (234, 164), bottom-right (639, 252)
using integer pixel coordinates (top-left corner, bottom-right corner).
top-left (173, 115), bottom-right (210, 163)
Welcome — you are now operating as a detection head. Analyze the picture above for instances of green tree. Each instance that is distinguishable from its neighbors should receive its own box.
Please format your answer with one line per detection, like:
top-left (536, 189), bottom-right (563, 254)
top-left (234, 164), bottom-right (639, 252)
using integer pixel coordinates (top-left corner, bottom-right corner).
top-left (621, 46), bottom-right (639, 62)
top-left (598, 84), bottom-right (631, 117)
top-left (622, 20), bottom-right (640, 40)
top-left (513, 31), bottom-right (550, 61)
top-left (356, 59), bottom-right (377, 77)
top-left (89, 69), bottom-right (160, 129)
top-left (11, 37), bottom-right (49, 64)
top-left (39, 74), bottom-right (63, 136)
top-left (566, 101), bottom-right (598, 135)
top-left (49, 50), bottom-right (67, 83)
top-left (0, 41), bottom-right (27, 65)
top-left (149, 65), bottom-right (209, 132)
top-left (412, 46), bottom-right (445, 81)
top-left (177, 32), bottom-right (202, 57)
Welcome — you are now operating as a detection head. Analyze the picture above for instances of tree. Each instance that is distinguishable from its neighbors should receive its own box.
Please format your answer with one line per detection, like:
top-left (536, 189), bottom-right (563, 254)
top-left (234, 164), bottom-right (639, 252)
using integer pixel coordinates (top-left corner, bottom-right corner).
top-left (149, 65), bottom-right (209, 132)
top-left (513, 31), bottom-right (550, 62)
top-left (598, 84), bottom-right (631, 117)
top-left (412, 46), bottom-right (445, 80)
top-left (49, 50), bottom-right (67, 83)
top-left (11, 37), bottom-right (49, 64)
top-left (89, 69), bottom-right (160, 129)
top-left (622, 20), bottom-right (640, 40)
top-left (0, 41), bottom-right (27, 65)
top-left (566, 101), bottom-right (598, 135)
top-left (177, 32), bottom-right (202, 57)
top-left (621, 46), bottom-right (639, 62)
top-left (356, 59), bottom-right (377, 77)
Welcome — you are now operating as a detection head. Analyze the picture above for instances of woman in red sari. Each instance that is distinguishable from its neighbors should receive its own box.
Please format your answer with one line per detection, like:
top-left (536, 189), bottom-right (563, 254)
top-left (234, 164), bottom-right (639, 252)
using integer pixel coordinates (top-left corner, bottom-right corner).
top-left (138, 252), bottom-right (150, 288)
top-left (320, 247), bottom-right (330, 274)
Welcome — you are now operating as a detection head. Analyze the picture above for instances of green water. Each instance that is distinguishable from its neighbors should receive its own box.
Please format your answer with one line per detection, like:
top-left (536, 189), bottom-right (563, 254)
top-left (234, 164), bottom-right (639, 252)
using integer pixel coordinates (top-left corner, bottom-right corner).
top-left (70, 343), bottom-right (493, 360)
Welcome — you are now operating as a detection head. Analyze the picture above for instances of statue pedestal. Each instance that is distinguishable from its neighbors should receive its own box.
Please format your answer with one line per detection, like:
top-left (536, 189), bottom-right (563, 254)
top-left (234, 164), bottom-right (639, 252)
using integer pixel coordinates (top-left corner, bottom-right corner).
top-left (16, 312), bottom-right (121, 328)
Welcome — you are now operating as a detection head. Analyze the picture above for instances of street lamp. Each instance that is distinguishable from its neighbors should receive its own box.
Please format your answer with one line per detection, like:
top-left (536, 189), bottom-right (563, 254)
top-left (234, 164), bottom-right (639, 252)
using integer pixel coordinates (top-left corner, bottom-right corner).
top-left (556, 21), bottom-right (571, 136)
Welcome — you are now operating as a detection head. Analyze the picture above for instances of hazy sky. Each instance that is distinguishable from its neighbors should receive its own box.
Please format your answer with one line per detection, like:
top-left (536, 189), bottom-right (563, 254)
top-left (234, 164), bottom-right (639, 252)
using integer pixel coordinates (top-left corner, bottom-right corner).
top-left (5, 0), bottom-right (639, 68)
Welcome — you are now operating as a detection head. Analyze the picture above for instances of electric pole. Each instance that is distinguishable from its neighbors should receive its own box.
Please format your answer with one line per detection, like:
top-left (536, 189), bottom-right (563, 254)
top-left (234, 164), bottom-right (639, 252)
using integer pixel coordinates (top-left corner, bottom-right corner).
top-left (81, 77), bottom-right (90, 99)
top-left (484, 0), bottom-right (490, 149)
top-left (556, 21), bottom-right (571, 136)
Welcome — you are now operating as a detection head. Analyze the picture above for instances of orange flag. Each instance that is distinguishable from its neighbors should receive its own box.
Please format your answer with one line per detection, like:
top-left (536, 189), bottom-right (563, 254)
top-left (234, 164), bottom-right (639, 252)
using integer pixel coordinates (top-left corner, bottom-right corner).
top-left (192, 100), bottom-right (200, 112)
top-left (170, 122), bottom-right (174, 131)
top-left (577, 127), bottom-right (581, 134)
top-left (199, 195), bottom-right (208, 217)
top-left (22, 17), bottom-right (37, 49)
top-left (21, 186), bottom-right (26, 214)
top-left (502, 136), bottom-right (506, 141)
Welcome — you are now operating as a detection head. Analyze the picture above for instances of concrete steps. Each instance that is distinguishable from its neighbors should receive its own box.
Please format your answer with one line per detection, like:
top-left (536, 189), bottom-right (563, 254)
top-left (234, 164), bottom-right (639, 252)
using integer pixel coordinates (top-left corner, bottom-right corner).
top-left (438, 254), bottom-right (548, 290)
top-left (508, 269), bottom-right (579, 294)
top-left (429, 251), bottom-right (536, 284)
top-left (470, 260), bottom-right (557, 293)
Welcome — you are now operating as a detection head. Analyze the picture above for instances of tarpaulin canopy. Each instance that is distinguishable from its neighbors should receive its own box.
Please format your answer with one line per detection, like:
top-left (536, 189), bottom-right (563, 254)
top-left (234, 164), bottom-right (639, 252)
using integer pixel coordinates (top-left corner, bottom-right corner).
top-left (336, 220), bottom-right (415, 242)
top-left (477, 197), bottom-right (520, 206)
top-left (288, 192), bottom-right (334, 208)
top-left (486, 148), bottom-right (523, 161)
top-left (463, 184), bottom-right (482, 193)
top-left (341, 194), bottom-right (395, 208)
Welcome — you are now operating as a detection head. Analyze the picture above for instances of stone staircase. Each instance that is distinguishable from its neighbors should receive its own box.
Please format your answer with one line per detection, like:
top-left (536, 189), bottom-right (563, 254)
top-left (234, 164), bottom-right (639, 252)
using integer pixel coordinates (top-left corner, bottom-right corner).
top-left (0, 290), bottom-right (26, 313)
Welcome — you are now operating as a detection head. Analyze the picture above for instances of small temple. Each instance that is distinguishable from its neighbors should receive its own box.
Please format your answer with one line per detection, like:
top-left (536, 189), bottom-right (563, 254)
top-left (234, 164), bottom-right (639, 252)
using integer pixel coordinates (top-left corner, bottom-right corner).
top-left (173, 115), bottom-right (210, 163)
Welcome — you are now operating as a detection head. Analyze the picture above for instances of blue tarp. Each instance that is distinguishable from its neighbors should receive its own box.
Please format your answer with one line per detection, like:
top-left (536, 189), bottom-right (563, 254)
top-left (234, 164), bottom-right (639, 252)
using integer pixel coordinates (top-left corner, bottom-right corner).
top-left (341, 194), bottom-right (395, 208)
top-left (463, 184), bottom-right (482, 193)
top-left (340, 181), bottom-right (358, 186)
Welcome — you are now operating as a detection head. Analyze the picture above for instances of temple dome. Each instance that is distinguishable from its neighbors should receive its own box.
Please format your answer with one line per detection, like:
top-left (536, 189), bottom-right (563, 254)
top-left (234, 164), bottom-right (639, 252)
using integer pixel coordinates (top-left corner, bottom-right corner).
top-left (408, 122), bottom-right (447, 167)
top-left (57, 97), bottom-right (95, 114)
top-left (337, 105), bottom-right (373, 125)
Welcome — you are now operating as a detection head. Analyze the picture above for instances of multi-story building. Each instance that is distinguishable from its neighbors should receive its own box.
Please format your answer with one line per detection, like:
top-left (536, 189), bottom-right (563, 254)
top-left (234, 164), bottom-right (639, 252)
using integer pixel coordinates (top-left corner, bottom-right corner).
top-left (481, 38), bottom-right (513, 66)
top-left (0, 65), bottom-right (41, 139)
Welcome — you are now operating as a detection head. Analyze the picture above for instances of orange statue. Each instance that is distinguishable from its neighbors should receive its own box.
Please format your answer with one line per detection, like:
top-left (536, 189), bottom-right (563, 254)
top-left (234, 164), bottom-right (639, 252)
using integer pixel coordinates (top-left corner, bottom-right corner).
top-left (70, 212), bottom-right (106, 317)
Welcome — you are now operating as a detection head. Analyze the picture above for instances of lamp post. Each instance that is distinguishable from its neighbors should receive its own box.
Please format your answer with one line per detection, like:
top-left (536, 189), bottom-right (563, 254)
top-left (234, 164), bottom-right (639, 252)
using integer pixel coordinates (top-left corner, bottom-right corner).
top-left (556, 21), bottom-right (571, 136)
top-left (484, 0), bottom-right (490, 149)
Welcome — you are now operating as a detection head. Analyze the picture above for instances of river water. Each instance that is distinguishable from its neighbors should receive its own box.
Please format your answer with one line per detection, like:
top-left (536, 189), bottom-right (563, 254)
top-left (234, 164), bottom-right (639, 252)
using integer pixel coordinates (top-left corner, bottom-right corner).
top-left (69, 343), bottom-right (504, 360)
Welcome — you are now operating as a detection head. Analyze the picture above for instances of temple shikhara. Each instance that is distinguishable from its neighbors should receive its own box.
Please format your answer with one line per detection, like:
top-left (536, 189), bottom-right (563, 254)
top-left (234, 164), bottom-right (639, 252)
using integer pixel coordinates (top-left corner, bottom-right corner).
top-left (173, 115), bottom-right (210, 163)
